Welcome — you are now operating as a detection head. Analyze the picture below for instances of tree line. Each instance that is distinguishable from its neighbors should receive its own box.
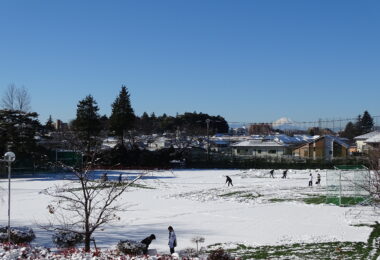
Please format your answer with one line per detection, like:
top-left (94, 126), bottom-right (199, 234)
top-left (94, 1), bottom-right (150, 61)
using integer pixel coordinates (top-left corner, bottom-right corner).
top-left (0, 84), bottom-right (229, 169)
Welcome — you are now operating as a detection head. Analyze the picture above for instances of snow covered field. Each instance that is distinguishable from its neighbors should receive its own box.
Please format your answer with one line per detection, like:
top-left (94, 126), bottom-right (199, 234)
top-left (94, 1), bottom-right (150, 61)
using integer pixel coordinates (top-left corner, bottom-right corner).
top-left (0, 169), bottom-right (377, 254)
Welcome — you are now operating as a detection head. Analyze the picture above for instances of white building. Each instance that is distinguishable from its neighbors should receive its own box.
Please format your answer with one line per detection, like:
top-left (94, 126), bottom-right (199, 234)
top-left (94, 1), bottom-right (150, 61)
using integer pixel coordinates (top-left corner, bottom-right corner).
top-left (364, 132), bottom-right (380, 150)
top-left (354, 131), bottom-right (380, 153)
top-left (231, 140), bottom-right (288, 157)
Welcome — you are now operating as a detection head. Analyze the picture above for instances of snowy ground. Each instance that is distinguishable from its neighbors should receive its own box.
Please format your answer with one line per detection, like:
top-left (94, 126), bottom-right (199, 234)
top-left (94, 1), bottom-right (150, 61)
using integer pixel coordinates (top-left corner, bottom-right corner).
top-left (0, 169), bottom-right (378, 255)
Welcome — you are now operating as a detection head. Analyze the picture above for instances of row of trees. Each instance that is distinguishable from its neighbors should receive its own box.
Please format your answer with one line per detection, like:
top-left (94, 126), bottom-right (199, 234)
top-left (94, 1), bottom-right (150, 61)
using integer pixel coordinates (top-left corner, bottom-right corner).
top-left (0, 84), bottom-right (229, 168)
top-left (71, 86), bottom-right (229, 153)
top-left (341, 111), bottom-right (375, 140)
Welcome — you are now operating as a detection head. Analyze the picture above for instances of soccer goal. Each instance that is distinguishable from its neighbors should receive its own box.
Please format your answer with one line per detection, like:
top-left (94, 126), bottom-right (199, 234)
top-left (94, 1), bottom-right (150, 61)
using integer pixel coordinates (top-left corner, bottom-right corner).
top-left (326, 165), bottom-right (371, 206)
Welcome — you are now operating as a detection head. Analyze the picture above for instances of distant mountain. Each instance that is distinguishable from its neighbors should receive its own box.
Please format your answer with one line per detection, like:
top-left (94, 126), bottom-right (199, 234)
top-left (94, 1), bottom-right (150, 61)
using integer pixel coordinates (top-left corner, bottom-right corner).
top-left (272, 117), bottom-right (299, 130)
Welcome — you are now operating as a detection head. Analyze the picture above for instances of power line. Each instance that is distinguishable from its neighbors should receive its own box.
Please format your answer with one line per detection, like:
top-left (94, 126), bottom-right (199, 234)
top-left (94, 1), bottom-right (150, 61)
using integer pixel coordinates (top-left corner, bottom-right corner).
top-left (228, 115), bottom-right (380, 131)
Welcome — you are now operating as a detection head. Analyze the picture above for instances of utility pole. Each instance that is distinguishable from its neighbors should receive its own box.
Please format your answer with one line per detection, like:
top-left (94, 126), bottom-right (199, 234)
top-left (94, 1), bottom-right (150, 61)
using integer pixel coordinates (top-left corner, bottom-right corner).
top-left (206, 119), bottom-right (210, 161)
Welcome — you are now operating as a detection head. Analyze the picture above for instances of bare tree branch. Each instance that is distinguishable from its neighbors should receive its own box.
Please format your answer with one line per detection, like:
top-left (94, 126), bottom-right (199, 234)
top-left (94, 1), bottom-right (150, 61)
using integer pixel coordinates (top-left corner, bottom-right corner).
top-left (43, 159), bottom-right (150, 251)
top-left (1, 84), bottom-right (31, 111)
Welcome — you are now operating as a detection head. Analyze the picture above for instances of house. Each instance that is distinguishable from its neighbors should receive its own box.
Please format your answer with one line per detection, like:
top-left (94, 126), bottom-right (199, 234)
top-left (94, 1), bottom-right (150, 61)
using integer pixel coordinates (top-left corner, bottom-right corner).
top-left (148, 136), bottom-right (173, 150)
top-left (231, 140), bottom-right (288, 158)
top-left (354, 131), bottom-right (380, 153)
top-left (292, 135), bottom-right (349, 161)
top-left (363, 132), bottom-right (380, 150)
top-left (101, 137), bottom-right (119, 150)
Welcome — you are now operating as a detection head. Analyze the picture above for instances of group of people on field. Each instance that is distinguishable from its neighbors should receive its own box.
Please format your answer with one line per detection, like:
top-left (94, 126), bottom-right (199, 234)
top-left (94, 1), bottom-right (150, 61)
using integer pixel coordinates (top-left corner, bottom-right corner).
top-left (225, 169), bottom-right (322, 188)
top-left (270, 169), bottom-right (321, 186)
top-left (139, 226), bottom-right (177, 255)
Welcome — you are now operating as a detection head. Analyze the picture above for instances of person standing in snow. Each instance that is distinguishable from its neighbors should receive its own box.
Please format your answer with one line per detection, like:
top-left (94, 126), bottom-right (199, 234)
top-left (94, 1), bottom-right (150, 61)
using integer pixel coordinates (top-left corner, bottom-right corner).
top-left (282, 169), bottom-right (288, 179)
top-left (141, 234), bottom-right (156, 254)
top-left (225, 175), bottom-right (233, 186)
top-left (118, 173), bottom-right (122, 183)
top-left (308, 173), bottom-right (313, 187)
top-left (269, 169), bottom-right (275, 178)
top-left (316, 173), bottom-right (321, 185)
top-left (168, 226), bottom-right (177, 254)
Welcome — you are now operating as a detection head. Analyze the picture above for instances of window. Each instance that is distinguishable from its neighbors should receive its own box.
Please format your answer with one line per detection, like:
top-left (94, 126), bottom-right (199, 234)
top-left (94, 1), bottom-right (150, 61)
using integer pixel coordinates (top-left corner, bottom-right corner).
top-left (257, 150), bottom-right (262, 154)
top-left (268, 150), bottom-right (277, 154)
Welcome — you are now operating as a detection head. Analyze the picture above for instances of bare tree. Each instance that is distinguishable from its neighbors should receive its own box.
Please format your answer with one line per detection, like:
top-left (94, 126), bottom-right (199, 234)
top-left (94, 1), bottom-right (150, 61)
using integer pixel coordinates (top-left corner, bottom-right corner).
top-left (367, 149), bottom-right (380, 203)
top-left (1, 84), bottom-right (17, 110)
top-left (1, 84), bottom-right (31, 112)
top-left (42, 159), bottom-right (149, 251)
top-left (191, 236), bottom-right (205, 254)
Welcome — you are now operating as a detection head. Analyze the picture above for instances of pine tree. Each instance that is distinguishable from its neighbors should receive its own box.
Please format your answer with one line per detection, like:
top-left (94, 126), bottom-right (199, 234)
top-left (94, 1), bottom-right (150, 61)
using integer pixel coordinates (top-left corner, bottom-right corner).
top-left (45, 115), bottom-right (55, 132)
top-left (140, 112), bottom-right (151, 134)
top-left (341, 121), bottom-right (357, 140)
top-left (72, 95), bottom-right (102, 153)
top-left (360, 110), bottom-right (374, 134)
top-left (354, 115), bottom-right (363, 135)
top-left (0, 109), bottom-right (41, 161)
top-left (109, 86), bottom-right (135, 145)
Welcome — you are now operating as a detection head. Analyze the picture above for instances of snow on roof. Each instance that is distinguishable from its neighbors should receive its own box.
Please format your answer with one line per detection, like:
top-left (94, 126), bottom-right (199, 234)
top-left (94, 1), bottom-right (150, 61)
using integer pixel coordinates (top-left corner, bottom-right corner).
top-left (354, 131), bottom-right (380, 140)
top-left (365, 133), bottom-right (380, 143)
top-left (212, 140), bottom-right (230, 145)
top-left (294, 135), bottom-right (350, 149)
top-left (231, 140), bottom-right (287, 147)
top-left (329, 136), bottom-right (350, 148)
top-left (265, 134), bottom-right (317, 144)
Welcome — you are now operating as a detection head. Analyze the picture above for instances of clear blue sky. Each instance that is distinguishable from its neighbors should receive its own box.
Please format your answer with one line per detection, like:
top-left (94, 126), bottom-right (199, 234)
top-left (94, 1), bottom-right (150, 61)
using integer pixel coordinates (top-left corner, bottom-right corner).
top-left (0, 0), bottom-right (379, 124)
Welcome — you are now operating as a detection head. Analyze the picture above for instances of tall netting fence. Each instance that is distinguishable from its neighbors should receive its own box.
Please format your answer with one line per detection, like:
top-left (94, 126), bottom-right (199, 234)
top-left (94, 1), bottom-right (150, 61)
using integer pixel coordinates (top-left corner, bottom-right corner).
top-left (326, 165), bottom-right (371, 206)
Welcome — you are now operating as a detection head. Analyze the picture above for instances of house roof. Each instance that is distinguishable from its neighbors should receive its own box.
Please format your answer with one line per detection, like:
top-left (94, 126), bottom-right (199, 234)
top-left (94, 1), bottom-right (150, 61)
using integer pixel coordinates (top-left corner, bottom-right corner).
top-left (292, 135), bottom-right (350, 149)
top-left (329, 135), bottom-right (350, 148)
top-left (365, 133), bottom-right (380, 143)
top-left (264, 134), bottom-right (318, 144)
top-left (231, 140), bottom-right (287, 148)
top-left (354, 131), bottom-right (380, 140)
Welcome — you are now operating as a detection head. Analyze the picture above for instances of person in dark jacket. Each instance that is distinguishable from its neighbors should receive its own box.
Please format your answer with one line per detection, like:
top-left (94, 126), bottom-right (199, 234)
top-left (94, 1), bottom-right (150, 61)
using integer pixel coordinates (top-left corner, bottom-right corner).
top-left (282, 169), bottom-right (288, 179)
top-left (141, 234), bottom-right (156, 254)
top-left (269, 169), bottom-right (275, 178)
top-left (316, 173), bottom-right (321, 185)
top-left (225, 176), bottom-right (233, 186)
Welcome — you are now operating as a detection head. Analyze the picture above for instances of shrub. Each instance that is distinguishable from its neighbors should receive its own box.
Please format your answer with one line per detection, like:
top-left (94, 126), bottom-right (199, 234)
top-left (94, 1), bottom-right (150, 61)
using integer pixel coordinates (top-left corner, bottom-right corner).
top-left (0, 226), bottom-right (35, 243)
top-left (117, 240), bottom-right (146, 255)
top-left (207, 248), bottom-right (234, 260)
top-left (52, 231), bottom-right (83, 248)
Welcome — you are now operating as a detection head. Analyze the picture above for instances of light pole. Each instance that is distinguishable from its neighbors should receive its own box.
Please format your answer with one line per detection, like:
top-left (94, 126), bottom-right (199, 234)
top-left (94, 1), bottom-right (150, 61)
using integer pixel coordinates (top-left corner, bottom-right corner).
top-left (1, 151), bottom-right (16, 243)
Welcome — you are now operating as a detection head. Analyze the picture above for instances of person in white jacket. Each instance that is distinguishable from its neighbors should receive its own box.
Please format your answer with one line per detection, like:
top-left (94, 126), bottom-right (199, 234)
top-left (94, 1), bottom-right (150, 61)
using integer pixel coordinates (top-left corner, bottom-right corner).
top-left (308, 173), bottom-right (313, 187)
top-left (168, 226), bottom-right (177, 254)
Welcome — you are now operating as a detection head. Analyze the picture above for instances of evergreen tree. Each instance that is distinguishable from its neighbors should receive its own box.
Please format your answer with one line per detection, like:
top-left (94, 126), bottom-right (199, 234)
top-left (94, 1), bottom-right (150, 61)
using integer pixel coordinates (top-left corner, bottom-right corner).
top-left (341, 121), bottom-right (357, 140)
top-left (360, 110), bottom-right (374, 134)
top-left (72, 95), bottom-right (102, 153)
top-left (109, 86), bottom-right (135, 145)
top-left (0, 109), bottom-right (41, 165)
top-left (354, 115), bottom-right (362, 135)
top-left (45, 115), bottom-right (55, 132)
top-left (139, 112), bottom-right (151, 134)
top-left (99, 115), bottom-right (110, 133)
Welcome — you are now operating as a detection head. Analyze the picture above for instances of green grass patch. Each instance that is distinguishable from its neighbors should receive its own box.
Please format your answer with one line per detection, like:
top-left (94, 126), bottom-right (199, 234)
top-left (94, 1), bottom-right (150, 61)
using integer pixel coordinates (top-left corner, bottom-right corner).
top-left (219, 191), bottom-right (261, 200)
top-left (221, 241), bottom-right (368, 259)
top-left (67, 182), bottom-right (154, 192)
top-left (219, 191), bottom-right (247, 197)
top-left (207, 223), bottom-right (380, 259)
top-left (326, 196), bottom-right (368, 206)
top-left (268, 198), bottom-right (292, 203)
top-left (303, 195), bottom-right (326, 204)
top-left (240, 193), bottom-right (262, 199)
